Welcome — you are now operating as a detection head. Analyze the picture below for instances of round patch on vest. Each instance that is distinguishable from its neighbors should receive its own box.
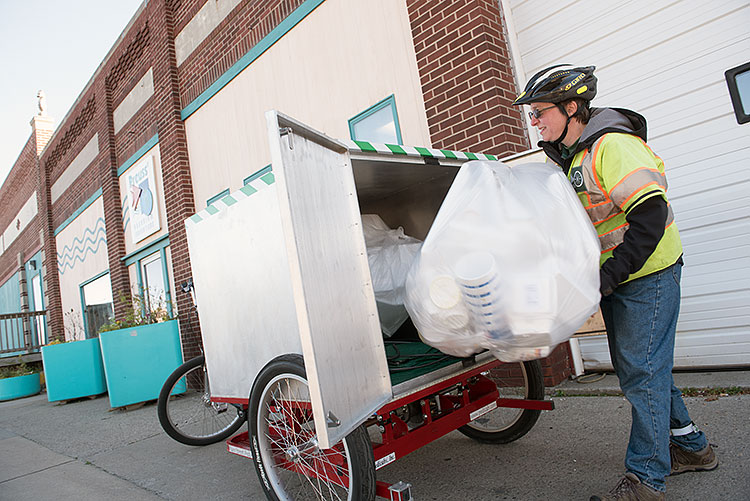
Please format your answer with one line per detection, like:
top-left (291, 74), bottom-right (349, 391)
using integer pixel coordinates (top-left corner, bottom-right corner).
top-left (570, 166), bottom-right (586, 192)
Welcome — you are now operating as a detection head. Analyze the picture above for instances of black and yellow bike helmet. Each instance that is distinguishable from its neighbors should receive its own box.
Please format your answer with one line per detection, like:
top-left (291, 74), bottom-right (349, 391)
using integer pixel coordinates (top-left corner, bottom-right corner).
top-left (513, 65), bottom-right (597, 145)
top-left (513, 64), bottom-right (597, 105)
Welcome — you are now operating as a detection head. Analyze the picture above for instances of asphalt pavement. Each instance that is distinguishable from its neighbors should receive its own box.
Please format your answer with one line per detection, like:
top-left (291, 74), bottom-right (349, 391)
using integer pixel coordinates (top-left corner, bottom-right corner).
top-left (1, 370), bottom-right (748, 500)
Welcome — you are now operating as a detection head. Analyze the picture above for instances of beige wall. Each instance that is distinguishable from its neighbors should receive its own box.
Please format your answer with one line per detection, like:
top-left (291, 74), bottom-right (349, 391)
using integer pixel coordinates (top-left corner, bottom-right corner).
top-left (184, 0), bottom-right (430, 209)
top-left (113, 68), bottom-right (154, 134)
top-left (56, 196), bottom-right (108, 341)
top-left (1, 192), bottom-right (37, 255)
top-left (51, 134), bottom-right (100, 203)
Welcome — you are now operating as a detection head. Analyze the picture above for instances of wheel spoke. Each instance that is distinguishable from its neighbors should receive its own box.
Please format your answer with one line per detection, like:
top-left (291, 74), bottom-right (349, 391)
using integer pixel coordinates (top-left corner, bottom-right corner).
top-left (252, 361), bottom-right (368, 500)
top-left (158, 356), bottom-right (245, 446)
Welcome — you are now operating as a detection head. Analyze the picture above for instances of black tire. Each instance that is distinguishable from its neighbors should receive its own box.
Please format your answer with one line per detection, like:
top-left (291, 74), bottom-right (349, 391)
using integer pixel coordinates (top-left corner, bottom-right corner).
top-left (248, 354), bottom-right (376, 501)
top-left (157, 355), bottom-right (245, 446)
top-left (458, 359), bottom-right (544, 444)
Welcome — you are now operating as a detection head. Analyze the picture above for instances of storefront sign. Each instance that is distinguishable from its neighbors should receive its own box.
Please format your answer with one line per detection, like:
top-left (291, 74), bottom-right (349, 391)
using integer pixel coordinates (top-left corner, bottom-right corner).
top-left (127, 156), bottom-right (160, 243)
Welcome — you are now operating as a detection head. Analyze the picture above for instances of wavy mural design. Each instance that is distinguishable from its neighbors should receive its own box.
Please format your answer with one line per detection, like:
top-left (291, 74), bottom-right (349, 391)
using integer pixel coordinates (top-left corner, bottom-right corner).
top-left (57, 218), bottom-right (107, 275)
top-left (56, 218), bottom-right (106, 262)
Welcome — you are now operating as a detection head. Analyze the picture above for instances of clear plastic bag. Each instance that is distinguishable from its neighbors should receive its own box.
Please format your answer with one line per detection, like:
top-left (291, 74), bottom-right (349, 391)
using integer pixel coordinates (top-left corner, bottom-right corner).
top-left (404, 161), bottom-right (600, 361)
top-left (362, 215), bottom-right (423, 336)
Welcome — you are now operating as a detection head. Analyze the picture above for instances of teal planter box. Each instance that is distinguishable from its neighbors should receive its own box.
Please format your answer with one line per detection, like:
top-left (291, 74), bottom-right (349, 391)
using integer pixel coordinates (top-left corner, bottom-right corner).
top-left (0, 372), bottom-right (41, 401)
top-left (41, 338), bottom-right (107, 402)
top-left (99, 320), bottom-right (182, 408)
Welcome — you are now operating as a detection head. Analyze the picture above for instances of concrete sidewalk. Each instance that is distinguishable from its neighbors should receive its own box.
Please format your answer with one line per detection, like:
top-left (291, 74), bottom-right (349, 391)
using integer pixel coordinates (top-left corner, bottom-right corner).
top-left (1, 371), bottom-right (748, 500)
top-left (553, 369), bottom-right (750, 396)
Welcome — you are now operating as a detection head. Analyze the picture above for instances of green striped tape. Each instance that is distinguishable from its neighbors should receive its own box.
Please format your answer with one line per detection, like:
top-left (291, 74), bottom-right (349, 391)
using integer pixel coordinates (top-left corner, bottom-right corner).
top-left (186, 141), bottom-right (499, 227)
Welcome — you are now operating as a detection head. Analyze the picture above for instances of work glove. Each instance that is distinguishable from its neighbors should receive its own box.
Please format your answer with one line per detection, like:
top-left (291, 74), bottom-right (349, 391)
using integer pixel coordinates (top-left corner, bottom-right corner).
top-left (599, 267), bottom-right (617, 297)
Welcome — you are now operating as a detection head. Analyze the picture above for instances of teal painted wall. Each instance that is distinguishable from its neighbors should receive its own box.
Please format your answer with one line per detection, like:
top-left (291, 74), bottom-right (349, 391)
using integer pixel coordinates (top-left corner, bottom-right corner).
top-left (0, 273), bottom-right (20, 314)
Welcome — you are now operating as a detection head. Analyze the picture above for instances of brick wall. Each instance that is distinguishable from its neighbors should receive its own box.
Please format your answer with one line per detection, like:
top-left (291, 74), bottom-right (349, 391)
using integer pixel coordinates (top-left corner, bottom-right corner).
top-left (40, 85), bottom-right (106, 338)
top-left (406, 0), bottom-right (529, 156)
top-left (151, 0), bottom-right (201, 357)
top-left (406, 0), bottom-right (576, 383)
top-left (44, 99), bottom-right (103, 234)
top-left (0, 136), bottom-right (36, 240)
top-left (1, 0), bottom-right (575, 384)
top-left (544, 344), bottom-right (573, 387)
top-left (175, 0), bottom-right (304, 109)
top-left (109, 19), bottom-right (159, 165)
top-left (19, 0), bottom-right (311, 353)
top-left (0, 119), bottom-right (53, 334)
top-left (0, 136), bottom-right (43, 282)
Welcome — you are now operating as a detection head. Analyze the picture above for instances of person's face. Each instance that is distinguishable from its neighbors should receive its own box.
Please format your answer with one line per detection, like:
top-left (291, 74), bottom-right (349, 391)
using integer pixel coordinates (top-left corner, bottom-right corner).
top-left (528, 102), bottom-right (567, 142)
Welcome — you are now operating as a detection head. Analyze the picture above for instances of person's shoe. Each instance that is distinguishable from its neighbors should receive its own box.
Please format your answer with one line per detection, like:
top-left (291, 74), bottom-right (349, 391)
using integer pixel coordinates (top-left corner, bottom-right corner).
top-left (670, 443), bottom-right (718, 475)
top-left (589, 473), bottom-right (665, 500)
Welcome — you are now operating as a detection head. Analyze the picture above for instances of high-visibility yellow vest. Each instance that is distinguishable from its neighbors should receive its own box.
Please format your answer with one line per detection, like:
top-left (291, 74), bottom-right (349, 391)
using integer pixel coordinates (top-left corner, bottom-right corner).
top-left (568, 133), bottom-right (682, 283)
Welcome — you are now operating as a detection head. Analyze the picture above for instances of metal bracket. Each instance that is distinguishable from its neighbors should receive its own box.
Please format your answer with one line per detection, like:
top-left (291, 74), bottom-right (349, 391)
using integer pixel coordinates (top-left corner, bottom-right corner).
top-left (461, 354), bottom-right (476, 367)
top-left (326, 411), bottom-right (341, 427)
top-left (389, 481), bottom-right (413, 501)
top-left (279, 126), bottom-right (294, 149)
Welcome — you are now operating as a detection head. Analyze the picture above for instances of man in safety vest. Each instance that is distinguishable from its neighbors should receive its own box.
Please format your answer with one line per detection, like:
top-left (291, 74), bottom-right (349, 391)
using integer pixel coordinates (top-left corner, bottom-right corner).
top-left (512, 65), bottom-right (717, 500)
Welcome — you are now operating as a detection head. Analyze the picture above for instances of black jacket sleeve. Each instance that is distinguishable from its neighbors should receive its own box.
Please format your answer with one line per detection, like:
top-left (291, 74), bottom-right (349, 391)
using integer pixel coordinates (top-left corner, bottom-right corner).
top-left (599, 195), bottom-right (667, 296)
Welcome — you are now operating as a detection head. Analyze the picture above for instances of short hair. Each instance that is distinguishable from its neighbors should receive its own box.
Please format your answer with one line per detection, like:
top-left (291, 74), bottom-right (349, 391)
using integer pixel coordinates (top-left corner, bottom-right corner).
top-left (566, 98), bottom-right (591, 124)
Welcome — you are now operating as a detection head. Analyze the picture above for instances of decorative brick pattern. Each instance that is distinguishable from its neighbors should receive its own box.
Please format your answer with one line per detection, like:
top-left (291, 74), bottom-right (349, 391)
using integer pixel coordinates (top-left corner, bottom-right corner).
top-left (1, 0), bottom-right (575, 382)
top-left (406, 0), bottom-right (529, 156)
top-left (176, 0), bottom-right (305, 108)
top-left (105, 22), bottom-right (151, 91)
top-left (45, 97), bottom-right (96, 173)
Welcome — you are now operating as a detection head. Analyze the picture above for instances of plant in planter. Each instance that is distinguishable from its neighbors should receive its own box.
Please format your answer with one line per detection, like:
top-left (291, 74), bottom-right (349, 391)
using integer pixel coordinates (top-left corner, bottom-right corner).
top-left (41, 310), bottom-right (107, 403)
top-left (98, 292), bottom-right (183, 408)
top-left (0, 357), bottom-right (42, 401)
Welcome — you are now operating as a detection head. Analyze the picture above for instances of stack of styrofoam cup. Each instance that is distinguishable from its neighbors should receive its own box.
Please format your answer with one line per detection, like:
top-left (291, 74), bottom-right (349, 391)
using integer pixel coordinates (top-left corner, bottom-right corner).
top-left (454, 251), bottom-right (509, 340)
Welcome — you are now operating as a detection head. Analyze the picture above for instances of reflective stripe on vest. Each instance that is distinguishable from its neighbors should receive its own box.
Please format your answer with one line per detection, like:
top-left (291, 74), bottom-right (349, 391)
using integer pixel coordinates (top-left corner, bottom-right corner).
top-left (575, 136), bottom-right (675, 253)
top-left (597, 207), bottom-right (675, 253)
top-left (609, 167), bottom-right (668, 208)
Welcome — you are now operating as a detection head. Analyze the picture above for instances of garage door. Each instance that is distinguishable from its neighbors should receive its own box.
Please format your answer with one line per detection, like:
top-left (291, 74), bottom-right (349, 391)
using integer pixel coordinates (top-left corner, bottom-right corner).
top-left (501, 0), bottom-right (750, 369)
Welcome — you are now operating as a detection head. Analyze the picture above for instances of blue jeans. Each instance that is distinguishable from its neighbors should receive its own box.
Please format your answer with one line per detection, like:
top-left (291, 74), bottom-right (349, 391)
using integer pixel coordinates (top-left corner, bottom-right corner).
top-left (600, 262), bottom-right (707, 492)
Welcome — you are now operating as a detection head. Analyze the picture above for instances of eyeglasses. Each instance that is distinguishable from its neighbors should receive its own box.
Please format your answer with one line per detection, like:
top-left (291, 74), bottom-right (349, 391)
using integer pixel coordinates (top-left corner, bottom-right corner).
top-left (528, 105), bottom-right (558, 120)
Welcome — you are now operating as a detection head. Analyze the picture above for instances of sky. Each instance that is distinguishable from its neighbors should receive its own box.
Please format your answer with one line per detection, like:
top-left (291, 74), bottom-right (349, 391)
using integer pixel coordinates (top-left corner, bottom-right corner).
top-left (0, 0), bottom-right (145, 186)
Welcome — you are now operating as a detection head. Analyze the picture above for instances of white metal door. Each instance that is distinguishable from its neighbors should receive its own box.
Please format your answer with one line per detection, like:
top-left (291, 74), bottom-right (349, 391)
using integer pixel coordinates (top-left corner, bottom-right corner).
top-left (266, 110), bottom-right (392, 448)
top-left (502, 0), bottom-right (750, 369)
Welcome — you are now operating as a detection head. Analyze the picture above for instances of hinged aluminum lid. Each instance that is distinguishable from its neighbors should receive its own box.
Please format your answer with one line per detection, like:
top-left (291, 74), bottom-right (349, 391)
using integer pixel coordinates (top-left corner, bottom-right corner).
top-left (266, 110), bottom-right (392, 449)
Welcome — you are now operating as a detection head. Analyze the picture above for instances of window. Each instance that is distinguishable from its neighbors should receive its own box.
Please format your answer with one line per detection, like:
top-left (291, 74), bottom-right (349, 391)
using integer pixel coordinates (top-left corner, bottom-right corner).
top-left (81, 272), bottom-right (114, 338)
top-left (122, 235), bottom-right (173, 319)
top-left (348, 95), bottom-right (403, 145)
top-left (141, 252), bottom-right (168, 314)
top-left (725, 61), bottom-right (750, 124)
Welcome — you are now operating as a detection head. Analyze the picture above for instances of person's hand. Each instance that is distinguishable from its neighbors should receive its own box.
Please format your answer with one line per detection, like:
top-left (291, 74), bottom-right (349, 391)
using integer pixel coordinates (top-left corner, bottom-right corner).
top-left (600, 268), bottom-right (617, 297)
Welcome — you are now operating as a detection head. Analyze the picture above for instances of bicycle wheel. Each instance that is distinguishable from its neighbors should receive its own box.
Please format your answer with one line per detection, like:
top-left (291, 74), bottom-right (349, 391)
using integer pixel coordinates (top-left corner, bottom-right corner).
top-left (157, 355), bottom-right (245, 446)
top-left (249, 354), bottom-right (376, 501)
top-left (458, 359), bottom-right (544, 444)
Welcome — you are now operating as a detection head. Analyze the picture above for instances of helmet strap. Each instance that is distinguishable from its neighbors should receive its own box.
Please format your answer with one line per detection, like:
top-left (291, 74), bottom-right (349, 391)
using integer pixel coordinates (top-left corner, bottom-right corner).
top-left (552, 103), bottom-right (573, 147)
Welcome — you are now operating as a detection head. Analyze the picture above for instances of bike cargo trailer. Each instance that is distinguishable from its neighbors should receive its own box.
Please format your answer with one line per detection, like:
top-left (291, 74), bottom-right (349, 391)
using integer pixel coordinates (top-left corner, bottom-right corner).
top-left (184, 110), bottom-right (554, 500)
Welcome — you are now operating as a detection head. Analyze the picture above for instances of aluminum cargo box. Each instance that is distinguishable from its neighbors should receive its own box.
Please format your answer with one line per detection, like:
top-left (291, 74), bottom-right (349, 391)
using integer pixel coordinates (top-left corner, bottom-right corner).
top-left (184, 111), bottom-right (496, 448)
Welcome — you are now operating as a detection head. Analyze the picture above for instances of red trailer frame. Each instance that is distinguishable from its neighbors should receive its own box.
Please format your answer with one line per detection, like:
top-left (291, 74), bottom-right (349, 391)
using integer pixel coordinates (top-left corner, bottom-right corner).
top-left (227, 357), bottom-right (553, 500)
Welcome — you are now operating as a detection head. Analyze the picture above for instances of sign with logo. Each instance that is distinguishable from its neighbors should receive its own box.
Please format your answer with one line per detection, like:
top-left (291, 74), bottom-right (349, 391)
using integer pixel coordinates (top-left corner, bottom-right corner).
top-left (127, 156), bottom-right (161, 243)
